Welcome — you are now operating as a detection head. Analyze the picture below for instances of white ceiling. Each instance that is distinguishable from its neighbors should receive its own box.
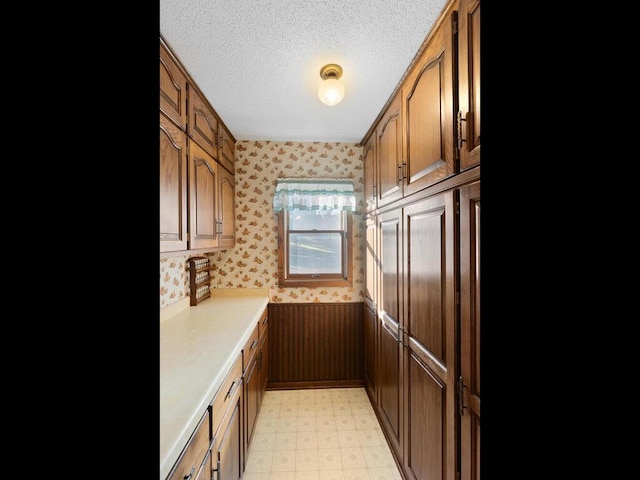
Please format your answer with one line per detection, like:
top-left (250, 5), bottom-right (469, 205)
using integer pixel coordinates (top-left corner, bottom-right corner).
top-left (160, 0), bottom-right (448, 144)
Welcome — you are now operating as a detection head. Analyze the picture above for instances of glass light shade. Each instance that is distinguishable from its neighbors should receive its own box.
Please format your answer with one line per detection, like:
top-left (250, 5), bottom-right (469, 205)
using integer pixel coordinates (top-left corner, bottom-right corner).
top-left (318, 78), bottom-right (345, 106)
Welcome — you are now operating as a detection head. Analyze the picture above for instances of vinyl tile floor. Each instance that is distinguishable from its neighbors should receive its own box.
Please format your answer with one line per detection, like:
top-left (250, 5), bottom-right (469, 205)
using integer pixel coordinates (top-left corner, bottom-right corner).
top-left (243, 387), bottom-right (403, 480)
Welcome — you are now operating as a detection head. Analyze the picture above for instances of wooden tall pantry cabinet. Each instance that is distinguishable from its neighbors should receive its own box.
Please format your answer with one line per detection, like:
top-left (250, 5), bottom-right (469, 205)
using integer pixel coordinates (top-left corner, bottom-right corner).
top-left (362, 0), bottom-right (480, 479)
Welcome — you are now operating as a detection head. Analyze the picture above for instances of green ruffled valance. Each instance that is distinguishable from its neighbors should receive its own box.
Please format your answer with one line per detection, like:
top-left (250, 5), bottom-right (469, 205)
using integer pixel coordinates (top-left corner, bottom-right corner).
top-left (273, 178), bottom-right (356, 212)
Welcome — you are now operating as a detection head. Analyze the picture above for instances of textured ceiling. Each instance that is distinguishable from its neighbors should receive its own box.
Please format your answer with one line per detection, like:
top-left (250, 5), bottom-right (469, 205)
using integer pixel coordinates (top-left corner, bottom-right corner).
top-left (160, 0), bottom-right (448, 144)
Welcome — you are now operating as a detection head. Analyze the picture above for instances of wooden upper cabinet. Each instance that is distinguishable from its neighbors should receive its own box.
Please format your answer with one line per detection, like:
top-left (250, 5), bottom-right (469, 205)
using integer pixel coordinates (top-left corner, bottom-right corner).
top-left (189, 141), bottom-right (219, 250)
top-left (402, 11), bottom-right (456, 197)
top-left (377, 93), bottom-right (403, 208)
top-left (160, 112), bottom-right (188, 253)
top-left (188, 86), bottom-right (219, 160)
top-left (160, 41), bottom-right (188, 130)
top-left (217, 166), bottom-right (236, 248)
top-left (363, 134), bottom-right (376, 213)
top-left (458, 0), bottom-right (480, 170)
top-left (218, 124), bottom-right (235, 175)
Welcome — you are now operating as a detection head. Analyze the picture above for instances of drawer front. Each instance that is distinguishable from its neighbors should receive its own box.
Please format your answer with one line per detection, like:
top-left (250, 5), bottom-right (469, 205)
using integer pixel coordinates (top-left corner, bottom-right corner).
top-left (167, 410), bottom-right (210, 480)
top-left (211, 353), bottom-right (243, 439)
top-left (242, 324), bottom-right (259, 372)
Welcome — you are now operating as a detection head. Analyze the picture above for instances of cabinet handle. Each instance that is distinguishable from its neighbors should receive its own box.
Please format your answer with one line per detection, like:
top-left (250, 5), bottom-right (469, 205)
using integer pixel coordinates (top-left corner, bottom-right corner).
top-left (183, 466), bottom-right (195, 480)
top-left (457, 110), bottom-right (472, 150)
top-left (212, 453), bottom-right (221, 480)
top-left (250, 339), bottom-right (258, 351)
top-left (397, 163), bottom-right (403, 183)
top-left (225, 380), bottom-right (236, 401)
top-left (457, 375), bottom-right (468, 416)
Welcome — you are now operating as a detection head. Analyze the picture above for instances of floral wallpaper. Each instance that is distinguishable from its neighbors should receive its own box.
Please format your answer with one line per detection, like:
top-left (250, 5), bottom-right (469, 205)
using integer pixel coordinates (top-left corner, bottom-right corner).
top-left (160, 141), bottom-right (365, 309)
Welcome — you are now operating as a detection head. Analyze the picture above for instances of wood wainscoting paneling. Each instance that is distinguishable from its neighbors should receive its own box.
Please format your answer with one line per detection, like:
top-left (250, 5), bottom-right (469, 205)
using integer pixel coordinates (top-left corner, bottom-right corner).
top-left (267, 302), bottom-right (364, 389)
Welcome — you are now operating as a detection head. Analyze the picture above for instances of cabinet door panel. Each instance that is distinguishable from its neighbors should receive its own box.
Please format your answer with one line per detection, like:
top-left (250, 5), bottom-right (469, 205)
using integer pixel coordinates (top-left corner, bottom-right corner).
top-left (189, 141), bottom-right (219, 250)
top-left (259, 330), bottom-right (269, 398)
top-left (218, 125), bottom-right (235, 175)
top-left (403, 13), bottom-right (455, 196)
top-left (403, 194), bottom-right (449, 360)
top-left (189, 87), bottom-right (219, 159)
top-left (403, 189), bottom-right (457, 480)
top-left (364, 299), bottom-right (376, 402)
top-left (459, 180), bottom-right (480, 480)
top-left (363, 136), bottom-right (376, 212)
top-left (378, 317), bottom-right (402, 456)
top-left (244, 357), bottom-right (260, 466)
top-left (160, 42), bottom-right (187, 129)
top-left (160, 113), bottom-right (188, 253)
top-left (378, 209), bottom-right (402, 328)
top-left (406, 352), bottom-right (445, 480)
top-left (377, 94), bottom-right (403, 207)
top-left (218, 167), bottom-right (236, 248)
top-left (214, 395), bottom-right (242, 480)
top-left (458, 0), bottom-right (481, 170)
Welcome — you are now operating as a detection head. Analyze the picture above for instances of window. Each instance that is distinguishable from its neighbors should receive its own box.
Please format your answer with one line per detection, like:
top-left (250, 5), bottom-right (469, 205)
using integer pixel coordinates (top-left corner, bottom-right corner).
top-left (273, 178), bottom-right (356, 287)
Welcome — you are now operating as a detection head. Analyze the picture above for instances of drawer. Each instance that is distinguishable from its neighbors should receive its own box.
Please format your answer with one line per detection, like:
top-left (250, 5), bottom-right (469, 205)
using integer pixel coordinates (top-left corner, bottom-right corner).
top-left (242, 323), bottom-right (259, 372)
top-left (258, 308), bottom-right (268, 340)
top-left (167, 409), bottom-right (210, 480)
top-left (210, 353), bottom-right (242, 439)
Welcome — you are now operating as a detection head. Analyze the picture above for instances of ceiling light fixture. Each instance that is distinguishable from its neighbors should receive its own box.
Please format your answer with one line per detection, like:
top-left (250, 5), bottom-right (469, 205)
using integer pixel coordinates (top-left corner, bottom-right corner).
top-left (318, 64), bottom-right (345, 106)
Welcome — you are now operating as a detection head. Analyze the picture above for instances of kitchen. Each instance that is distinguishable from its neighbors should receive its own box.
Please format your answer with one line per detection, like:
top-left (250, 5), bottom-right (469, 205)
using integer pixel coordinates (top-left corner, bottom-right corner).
top-left (160, 0), bottom-right (479, 479)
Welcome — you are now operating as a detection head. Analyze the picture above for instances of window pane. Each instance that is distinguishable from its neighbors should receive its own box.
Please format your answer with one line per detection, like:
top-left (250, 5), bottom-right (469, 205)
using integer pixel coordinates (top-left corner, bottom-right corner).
top-left (289, 209), bottom-right (342, 230)
top-left (289, 233), bottom-right (342, 274)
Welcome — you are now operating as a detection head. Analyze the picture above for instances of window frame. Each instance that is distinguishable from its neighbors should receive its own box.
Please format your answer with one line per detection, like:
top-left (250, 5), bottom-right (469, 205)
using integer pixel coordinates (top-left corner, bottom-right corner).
top-left (277, 209), bottom-right (353, 287)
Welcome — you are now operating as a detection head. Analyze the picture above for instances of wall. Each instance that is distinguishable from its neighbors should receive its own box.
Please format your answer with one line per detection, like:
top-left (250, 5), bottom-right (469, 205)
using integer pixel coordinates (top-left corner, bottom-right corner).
top-left (160, 140), bottom-right (365, 308)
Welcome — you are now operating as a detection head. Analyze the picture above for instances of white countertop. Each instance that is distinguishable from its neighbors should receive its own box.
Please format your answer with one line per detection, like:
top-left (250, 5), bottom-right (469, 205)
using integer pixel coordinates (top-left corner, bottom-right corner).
top-left (160, 288), bottom-right (269, 480)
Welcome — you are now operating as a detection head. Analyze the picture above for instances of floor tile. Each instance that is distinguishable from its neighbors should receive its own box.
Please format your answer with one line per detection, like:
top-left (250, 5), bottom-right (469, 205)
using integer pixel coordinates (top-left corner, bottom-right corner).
top-left (272, 450), bottom-right (296, 471)
top-left (274, 432), bottom-right (297, 450)
top-left (245, 388), bottom-right (402, 480)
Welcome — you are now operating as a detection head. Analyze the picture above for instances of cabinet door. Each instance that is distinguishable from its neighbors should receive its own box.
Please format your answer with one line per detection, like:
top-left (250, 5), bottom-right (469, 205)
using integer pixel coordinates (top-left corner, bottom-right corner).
top-left (459, 180), bottom-right (480, 480)
top-left (189, 86), bottom-right (219, 160)
top-left (377, 207), bottom-right (403, 457)
top-left (365, 216), bottom-right (377, 305)
top-left (194, 450), bottom-right (212, 480)
top-left (218, 124), bottom-right (235, 175)
top-left (217, 166), bottom-right (236, 248)
top-left (364, 216), bottom-right (378, 402)
top-left (378, 316), bottom-right (403, 458)
top-left (244, 355), bottom-right (260, 466)
top-left (212, 391), bottom-right (243, 480)
top-left (160, 41), bottom-right (188, 130)
top-left (160, 112), bottom-right (188, 253)
top-left (377, 94), bottom-right (403, 208)
top-left (457, 0), bottom-right (481, 170)
top-left (364, 298), bottom-right (377, 403)
top-left (402, 190), bottom-right (457, 480)
top-left (363, 134), bottom-right (376, 212)
top-left (259, 329), bottom-right (269, 400)
top-left (189, 141), bottom-right (219, 250)
top-left (402, 11), bottom-right (456, 197)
